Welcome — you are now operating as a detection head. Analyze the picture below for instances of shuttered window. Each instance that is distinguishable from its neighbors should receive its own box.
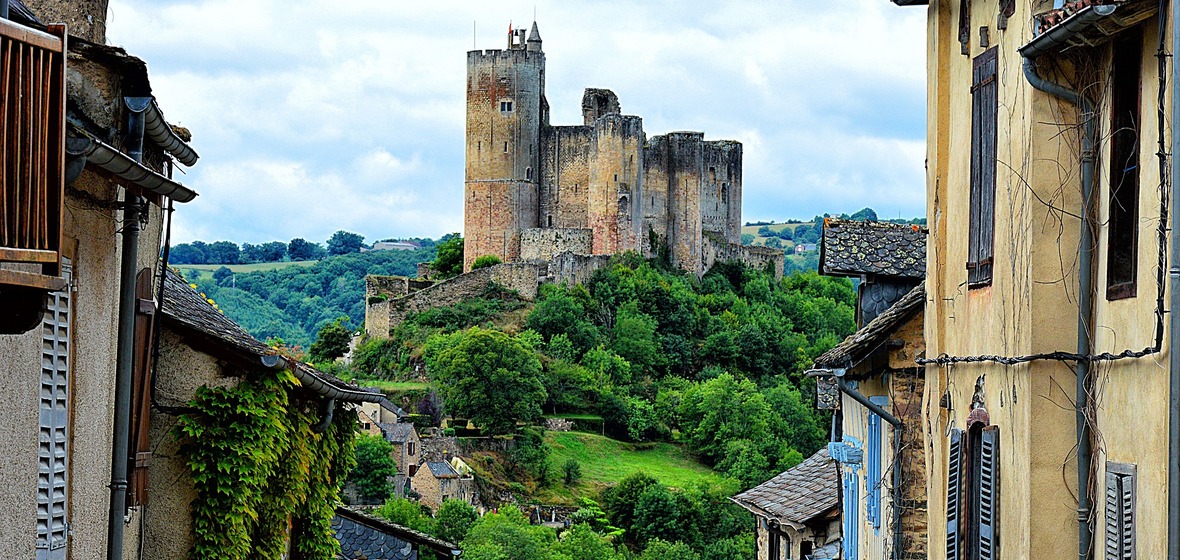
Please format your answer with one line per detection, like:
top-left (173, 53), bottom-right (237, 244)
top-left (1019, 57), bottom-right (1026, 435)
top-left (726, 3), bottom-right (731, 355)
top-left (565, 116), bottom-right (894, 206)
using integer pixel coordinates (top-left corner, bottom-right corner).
top-left (948, 425), bottom-right (1000, 560)
top-left (1106, 30), bottom-right (1142, 300)
top-left (128, 268), bottom-right (156, 506)
top-left (843, 469), bottom-right (860, 560)
top-left (968, 48), bottom-right (998, 287)
top-left (1105, 463), bottom-right (1136, 560)
top-left (867, 396), bottom-right (888, 530)
top-left (37, 257), bottom-right (71, 560)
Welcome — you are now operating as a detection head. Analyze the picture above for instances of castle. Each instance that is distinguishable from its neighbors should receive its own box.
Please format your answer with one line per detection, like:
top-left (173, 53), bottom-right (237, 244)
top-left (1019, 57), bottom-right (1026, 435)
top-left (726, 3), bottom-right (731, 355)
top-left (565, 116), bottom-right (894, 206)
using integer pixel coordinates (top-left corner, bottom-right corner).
top-left (463, 22), bottom-right (780, 276)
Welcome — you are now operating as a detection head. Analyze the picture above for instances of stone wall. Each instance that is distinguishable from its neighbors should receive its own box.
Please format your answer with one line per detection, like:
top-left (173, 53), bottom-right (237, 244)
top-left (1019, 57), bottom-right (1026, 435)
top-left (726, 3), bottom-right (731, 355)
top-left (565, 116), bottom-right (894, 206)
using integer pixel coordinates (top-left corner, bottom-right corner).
top-left (541, 126), bottom-right (593, 229)
top-left (416, 262), bottom-right (436, 280)
top-left (890, 365), bottom-right (928, 560)
top-left (702, 232), bottom-right (785, 280)
top-left (546, 252), bottom-right (613, 286)
top-left (366, 263), bottom-right (542, 336)
top-left (588, 114), bottom-right (645, 256)
top-left (520, 228), bottom-right (593, 262)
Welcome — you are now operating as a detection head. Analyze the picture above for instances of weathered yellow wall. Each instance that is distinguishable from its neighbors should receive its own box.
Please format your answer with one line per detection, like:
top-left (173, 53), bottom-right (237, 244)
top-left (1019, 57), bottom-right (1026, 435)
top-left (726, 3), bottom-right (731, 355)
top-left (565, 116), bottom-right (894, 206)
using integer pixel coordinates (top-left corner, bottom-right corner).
top-left (923, 2), bottom-right (1171, 560)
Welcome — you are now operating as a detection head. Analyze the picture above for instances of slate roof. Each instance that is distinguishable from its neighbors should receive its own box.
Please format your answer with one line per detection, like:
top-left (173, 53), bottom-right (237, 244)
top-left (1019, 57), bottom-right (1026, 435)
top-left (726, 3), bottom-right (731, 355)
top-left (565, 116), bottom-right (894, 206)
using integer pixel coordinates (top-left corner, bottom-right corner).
top-left (332, 507), bottom-right (457, 559)
top-left (426, 461), bottom-right (459, 479)
top-left (385, 423), bottom-right (416, 444)
top-left (377, 397), bottom-right (410, 419)
top-left (730, 448), bottom-right (839, 528)
top-left (819, 219), bottom-right (927, 279)
top-left (161, 268), bottom-right (383, 404)
top-left (813, 283), bottom-right (925, 369)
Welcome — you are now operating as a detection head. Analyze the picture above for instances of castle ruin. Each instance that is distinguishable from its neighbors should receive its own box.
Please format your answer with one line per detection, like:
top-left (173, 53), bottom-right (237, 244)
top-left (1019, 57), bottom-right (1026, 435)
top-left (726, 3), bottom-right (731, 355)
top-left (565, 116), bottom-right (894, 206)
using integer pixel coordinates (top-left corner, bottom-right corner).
top-left (463, 22), bottom-right (781, 276)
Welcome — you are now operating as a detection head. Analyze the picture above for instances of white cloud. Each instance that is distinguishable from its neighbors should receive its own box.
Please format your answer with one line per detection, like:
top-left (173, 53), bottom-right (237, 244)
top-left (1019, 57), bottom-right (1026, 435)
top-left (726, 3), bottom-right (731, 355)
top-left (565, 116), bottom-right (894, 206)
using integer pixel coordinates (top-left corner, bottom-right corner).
top-left (106, 0), bottom-right (927, 244)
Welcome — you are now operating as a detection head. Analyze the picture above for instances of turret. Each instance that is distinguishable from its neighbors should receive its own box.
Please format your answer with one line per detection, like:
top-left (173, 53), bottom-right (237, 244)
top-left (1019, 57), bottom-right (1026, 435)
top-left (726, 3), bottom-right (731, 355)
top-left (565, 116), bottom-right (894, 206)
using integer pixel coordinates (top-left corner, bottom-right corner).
top-left (527, 22), bottom-right (542, 52)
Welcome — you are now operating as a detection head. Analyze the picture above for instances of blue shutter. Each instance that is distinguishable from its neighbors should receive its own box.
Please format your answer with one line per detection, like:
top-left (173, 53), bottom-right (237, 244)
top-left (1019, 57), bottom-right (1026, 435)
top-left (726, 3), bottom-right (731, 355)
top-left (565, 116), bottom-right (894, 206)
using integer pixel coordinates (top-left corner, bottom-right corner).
top-left (37, 259), bottom-right (71, 560)
top-left (867, 396), bottom-right (888, 531)
top-left (947, 428), bottom-right (965, 560)
top-left (843, 469), bottom-right (860, 560)
top-left (977, 427), bottom-right (1000, 560)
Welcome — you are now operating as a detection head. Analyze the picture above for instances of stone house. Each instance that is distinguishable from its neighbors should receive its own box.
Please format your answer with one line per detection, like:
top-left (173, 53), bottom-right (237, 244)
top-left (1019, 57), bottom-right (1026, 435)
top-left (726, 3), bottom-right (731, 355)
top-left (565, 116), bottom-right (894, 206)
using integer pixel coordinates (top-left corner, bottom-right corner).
top-left (890, 0), bottom-right (1177, 558)
top-left (386, 422), bottom-right (421, 498)
top-left (145, 268), bottom-right (387, 558)
top-left (332, 507), bottom-right (460, 559)
top-left (409, 461), bottom-right (476, 513)
top-left (0, 1), bottom-right (202, 558)
top-left (730, 448), bottom-right (842, 560)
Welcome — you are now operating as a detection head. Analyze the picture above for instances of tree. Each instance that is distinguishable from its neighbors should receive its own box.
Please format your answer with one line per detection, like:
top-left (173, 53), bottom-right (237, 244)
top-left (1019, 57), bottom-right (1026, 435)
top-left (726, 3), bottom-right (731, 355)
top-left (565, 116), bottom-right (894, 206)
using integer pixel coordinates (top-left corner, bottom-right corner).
top-left (562, 459), bottom-right (582, 486)
top-left (424, 327), bottom-right (547, 435)
top-left (551, 523), bottom-right (621, 560)
top-left (639, 539), bottom-right (700, 560)
top-left (739, 233), bottom-right (755, 245)
top-left (610, 304), bottom-right (660, 376)
top-left (715, 439), bottom-right (771, 487)
top-left (207, 240), bottom-right (241, 264)
top-left (416, 391), bottom-right (444, 427)
top-left (168, 242), bottom-right (206, 264)
top-left (349, 434), bottom-right (397, 503)
top-left (212, 266), bottom-right (233, 285)
top-left (850, 206), bottom-right (879, 221)
top-left (288, 237), bottom-right (326, 260)
top-left (309, 317), bottom-right (351, 363)
top-left (601, 471), bottom-right (659, 542)
top-left (461, 506), bottom-right (556, 560)
top-left (327, 230), bottom-right (365, 255)
top-left (374, 498), bottom-right (438, 535)
top-left (764, 237), bottom-right (782, 249)
top-left (432, 234), bottom-right (464, 279)
top-left (677, 373), bottom-right (774, 465)
top-left (471, 254), bottom-right (502, 269)
top-left (259, 241), bottom-right (287, 262)
top-left (436, 499), bottom-right (479, 544)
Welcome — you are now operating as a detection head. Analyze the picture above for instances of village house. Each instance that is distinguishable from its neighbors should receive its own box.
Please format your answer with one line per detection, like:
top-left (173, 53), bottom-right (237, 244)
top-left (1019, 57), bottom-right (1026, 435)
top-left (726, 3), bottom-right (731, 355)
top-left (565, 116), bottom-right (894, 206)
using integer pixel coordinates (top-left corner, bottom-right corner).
top-left (730, 448), bottom-right (842, 560)
top-left (890, 0), bottom-right (1177, 558)
top-left (809, 218), bottom-right (928, 560)
top-left (409, 460), bottom-right (476, 513)
top-left (387, 422), bottom-right (422, 498)
top-left (0, 1), bottom-right (204, 558)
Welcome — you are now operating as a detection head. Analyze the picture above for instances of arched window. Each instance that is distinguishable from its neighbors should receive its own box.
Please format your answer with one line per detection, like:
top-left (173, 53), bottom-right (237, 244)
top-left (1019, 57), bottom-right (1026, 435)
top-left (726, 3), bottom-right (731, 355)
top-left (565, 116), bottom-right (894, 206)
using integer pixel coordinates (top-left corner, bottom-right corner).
top-left (526, 167), bottom-right (533, 180)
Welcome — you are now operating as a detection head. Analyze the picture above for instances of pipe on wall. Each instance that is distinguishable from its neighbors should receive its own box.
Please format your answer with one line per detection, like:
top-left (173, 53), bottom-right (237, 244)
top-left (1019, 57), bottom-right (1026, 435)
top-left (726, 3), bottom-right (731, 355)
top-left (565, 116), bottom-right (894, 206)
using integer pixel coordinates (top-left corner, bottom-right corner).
top-left (1168, 0), bottom-right (1180, 555)
top-left (1021, 54), bottom-right (1098, 560)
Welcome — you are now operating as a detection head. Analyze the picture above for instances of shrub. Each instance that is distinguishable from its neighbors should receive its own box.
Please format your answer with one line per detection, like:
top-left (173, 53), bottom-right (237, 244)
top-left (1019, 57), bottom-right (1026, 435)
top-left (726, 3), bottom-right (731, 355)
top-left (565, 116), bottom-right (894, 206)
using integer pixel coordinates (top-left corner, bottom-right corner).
top-left (562, 458), bottom-right (582, 486)
top-left (472, 254), bottom-right (503, 270)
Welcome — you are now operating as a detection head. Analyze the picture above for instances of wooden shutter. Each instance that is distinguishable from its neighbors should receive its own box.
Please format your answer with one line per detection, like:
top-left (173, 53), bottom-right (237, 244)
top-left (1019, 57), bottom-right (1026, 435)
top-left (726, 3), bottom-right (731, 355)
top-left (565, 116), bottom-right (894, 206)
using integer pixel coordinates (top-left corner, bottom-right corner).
top-left (128, 268), bottom-right (156, 506)
top-left (1105, 464), bottom-right (1136, 560)
top-left (968, 48), bottom-right (998, 287)
top-left (867, 408), bottom-right (882, 529)
top-left (947, 428), bottom-right (965, 560)
top-left (977, 426), bottom-right (1000, 560)
top-left (36, 257), bottom-right (70, 560)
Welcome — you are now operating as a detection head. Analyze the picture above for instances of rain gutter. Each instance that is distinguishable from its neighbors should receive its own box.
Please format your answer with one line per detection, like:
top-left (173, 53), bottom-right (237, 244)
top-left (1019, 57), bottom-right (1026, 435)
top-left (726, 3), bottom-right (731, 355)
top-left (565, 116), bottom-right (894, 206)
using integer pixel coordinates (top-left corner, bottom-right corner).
top-left (258, 354), bottom-right (385, 403)
top-left (66, 130), bottom-right (197, 203)
top-left (138, 97), bottom-right (198, 167)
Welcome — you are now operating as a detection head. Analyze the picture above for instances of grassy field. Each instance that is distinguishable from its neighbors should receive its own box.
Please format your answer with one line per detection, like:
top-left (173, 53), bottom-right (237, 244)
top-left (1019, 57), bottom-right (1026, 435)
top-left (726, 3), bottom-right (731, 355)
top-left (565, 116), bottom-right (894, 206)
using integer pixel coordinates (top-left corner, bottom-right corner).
top-left (174, 260), bottom-right (319, 279)
top-left (740, 222), bottom-right (811, 248)
top-left (535, 431), bottom-right (722, 504)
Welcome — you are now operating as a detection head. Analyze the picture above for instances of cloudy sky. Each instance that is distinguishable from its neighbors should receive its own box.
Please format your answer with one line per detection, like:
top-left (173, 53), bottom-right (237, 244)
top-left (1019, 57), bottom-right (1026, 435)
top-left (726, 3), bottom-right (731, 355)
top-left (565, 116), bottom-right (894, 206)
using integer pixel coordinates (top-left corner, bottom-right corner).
top-left (105, 0), bottom-right (928, 245)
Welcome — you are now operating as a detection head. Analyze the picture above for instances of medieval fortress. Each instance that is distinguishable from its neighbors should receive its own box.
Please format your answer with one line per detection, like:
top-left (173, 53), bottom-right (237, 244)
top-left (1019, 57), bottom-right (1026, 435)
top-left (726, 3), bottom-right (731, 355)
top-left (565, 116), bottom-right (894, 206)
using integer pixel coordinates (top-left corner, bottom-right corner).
top-left (365, 22), bottom-right (781, 336)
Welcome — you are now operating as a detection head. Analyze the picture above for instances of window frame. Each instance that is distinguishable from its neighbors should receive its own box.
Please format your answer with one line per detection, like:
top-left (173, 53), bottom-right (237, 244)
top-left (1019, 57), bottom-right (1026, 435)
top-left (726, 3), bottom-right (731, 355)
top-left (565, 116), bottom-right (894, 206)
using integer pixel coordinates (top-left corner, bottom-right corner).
top-left (1105, 29), bottom-right (1143, 301)
top-left (967, 47), bottom-right (999, 288)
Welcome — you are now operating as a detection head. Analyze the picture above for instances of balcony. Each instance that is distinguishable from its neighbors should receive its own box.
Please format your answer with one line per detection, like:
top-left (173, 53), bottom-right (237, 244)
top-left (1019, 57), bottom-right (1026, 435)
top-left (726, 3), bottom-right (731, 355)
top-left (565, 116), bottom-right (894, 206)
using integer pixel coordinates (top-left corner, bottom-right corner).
top-left (0, 19), bottom-right (65, 293)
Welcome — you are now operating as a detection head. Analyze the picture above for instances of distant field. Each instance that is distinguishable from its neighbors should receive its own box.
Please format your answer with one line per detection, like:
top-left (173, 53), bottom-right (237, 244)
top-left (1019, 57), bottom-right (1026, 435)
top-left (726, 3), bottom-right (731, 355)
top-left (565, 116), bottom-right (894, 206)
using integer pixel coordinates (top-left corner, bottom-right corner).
top-left (176, 260), bottom-right (319, 273)
top-left (537, 431), bottom-right (722, 503)
top-left (741, 222), bottom-right (812, 248)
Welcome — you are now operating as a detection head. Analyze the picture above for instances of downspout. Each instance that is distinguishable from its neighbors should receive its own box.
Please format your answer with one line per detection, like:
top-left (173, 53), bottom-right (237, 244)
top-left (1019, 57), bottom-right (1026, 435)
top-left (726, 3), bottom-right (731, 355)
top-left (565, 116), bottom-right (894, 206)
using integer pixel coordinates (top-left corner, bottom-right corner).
top-left (834, 374), bottom-right (903, 560)
top-left (1169, 0), bottom-right (1180, 555)
top-left (1021, 54), bottom-right (1099, 560)
top-left (107, 98), bottom-right (150, 560)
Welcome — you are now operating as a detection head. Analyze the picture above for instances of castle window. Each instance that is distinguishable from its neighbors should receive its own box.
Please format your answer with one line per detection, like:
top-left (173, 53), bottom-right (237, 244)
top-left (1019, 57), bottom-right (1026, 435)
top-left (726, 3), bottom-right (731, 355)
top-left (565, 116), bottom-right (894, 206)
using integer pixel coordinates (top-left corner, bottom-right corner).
top-left (526, 167), bottom-right (533, 180)
top-left (709, 166), bottom-right (717, 181)
top-left (477, 141), bottom-right (481, 153)
top-left (722, 184), bottom-right (729, 204)
top-left (614, 174), bottom-right (618, 182)
top-left (504, 142), bottom-right (509, 153)
top-left (548, 215), bottom-right (552, 227)
top-left (500, 100), bottom-right (514, 113)
top-left (1107, 29), bottom-right (1142, 301)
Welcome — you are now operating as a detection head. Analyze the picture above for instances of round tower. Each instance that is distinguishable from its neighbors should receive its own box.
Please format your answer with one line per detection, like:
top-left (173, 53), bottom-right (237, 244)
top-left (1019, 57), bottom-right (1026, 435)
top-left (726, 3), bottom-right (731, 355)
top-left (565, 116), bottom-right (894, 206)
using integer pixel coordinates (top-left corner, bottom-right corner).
top-left (463, 22), bottom-right (546, 271)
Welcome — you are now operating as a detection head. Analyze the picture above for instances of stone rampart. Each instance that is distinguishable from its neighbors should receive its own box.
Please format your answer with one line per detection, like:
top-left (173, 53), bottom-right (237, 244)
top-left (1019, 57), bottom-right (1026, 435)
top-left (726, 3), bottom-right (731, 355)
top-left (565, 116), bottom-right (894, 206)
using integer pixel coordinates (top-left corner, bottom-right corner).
top-left (366, 263), bottom-right (542, 336)
top-left (702, 232), bottom-right (785, 280)
top-left (520, 228), bottom-right (593, 262)
top-left (547, 252), bottom-right (613, 286)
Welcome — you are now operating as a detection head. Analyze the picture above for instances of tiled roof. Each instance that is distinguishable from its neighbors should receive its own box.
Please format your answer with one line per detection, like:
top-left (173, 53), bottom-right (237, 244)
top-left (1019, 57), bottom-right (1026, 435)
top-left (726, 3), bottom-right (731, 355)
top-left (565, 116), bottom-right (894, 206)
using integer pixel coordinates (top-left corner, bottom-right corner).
top-left (426, 461), bottom-right (459, 479)
top-left (814, 284), bottom-right (925, 369)
top-left (730, 448), bottom-right (838, 527)
top-left (385, 423), bottom-right (416, 444)
top-left (377, 397), bottom-right (410, 419)
top-left (332, 507), bottom-right (457, 559)
top-left (161, 268), bottom-right (382, 404)
top-left (819, 219), bottom-right (927, 279)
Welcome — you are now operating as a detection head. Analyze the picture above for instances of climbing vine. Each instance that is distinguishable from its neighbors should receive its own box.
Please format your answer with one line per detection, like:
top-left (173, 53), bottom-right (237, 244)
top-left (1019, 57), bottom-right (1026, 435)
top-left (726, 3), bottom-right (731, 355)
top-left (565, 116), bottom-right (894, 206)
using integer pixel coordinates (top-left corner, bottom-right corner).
top-left (175, 367), bottom-right (357, 560)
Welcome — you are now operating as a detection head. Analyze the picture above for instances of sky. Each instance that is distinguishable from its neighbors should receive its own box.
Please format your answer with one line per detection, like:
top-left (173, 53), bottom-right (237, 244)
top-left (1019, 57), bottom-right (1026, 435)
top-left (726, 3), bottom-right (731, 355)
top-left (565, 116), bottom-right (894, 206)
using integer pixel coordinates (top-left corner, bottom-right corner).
top-left (105, 0), bottom-right (928, 245)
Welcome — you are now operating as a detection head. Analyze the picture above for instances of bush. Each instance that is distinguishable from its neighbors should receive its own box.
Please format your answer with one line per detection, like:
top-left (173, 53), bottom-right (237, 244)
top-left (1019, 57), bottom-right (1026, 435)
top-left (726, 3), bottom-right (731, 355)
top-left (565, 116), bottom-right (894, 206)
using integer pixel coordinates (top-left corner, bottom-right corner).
top-left (443, 427), bottom-right (456, 437)
top-left (562, 458), bottom-right (582, 486)
top-left (471, 254), bottom-right (502, 270)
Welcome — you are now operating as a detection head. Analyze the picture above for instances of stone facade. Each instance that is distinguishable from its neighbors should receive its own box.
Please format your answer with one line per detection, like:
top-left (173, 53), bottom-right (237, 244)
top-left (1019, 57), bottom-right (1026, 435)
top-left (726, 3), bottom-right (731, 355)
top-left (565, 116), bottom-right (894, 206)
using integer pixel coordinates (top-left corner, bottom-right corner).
top-left (702, 232), bottom-right (786, 281)
top-left (520, 228), bottom-right (592, 262)
top-left (463, 23), bottom-right (767, 276)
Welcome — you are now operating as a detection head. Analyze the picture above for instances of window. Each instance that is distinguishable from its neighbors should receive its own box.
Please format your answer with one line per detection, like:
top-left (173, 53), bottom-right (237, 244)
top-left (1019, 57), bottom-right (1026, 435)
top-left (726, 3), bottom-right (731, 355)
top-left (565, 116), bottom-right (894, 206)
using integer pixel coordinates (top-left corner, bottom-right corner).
top-left (843, 468), bottom-right (860, 559)
top-left (500, 99), bottom-right (513, 113)
top-left (1105, 462), bottom-right (1136, 560)
top-left (37, 258), bottom-right (71, 560)
top-left (408, 464), bottom-right (418, 477)
top-left (1107, 30), bottom-right (1142, 300)
top-left (947, 421), bottom-right (1000, 560)
top-left (503, 141), bottom-right (509, 153)
top-left (968, 47), bottom-right (998, 287)
top-left (408, 442), bottom-right (415, 456)
top-left (526, 167), bottom-right (533, 180)
top-left (866, 396), bottom-right (888, 530)
top-left (769, 527), bottom-right (780, 560)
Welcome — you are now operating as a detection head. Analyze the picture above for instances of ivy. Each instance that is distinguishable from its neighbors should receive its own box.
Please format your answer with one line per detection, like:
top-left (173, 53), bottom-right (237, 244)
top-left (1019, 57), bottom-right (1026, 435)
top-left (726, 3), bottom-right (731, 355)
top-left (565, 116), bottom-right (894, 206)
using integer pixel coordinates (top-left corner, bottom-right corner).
top-left (176, 367), bottom-right (358, 560)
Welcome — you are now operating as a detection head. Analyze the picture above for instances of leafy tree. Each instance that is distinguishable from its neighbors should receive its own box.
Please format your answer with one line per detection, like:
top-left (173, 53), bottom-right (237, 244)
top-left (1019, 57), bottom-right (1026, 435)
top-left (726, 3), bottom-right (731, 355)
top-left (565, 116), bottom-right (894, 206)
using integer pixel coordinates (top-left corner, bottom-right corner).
top-left (327, 230), bottom-right (365, 255)
top-left (601, 472), bottom-right (659, 542)
top-left (552, 523), bottom-right (621, 560)
top-left (373, 497), bottom-right (438, 535)
top-left (168, 242), bottom-right (206, 264)
top-left (259, 241), bottom-right (287, 262)
top-left (632, 485), bottom-right (683, 546)
top-left (569, 497), bottom-right (622, 537)
top-left (562, 459), bottom-right (582, 486)
top-left (424, 327), bottom-right (547, 435)
top-left (715, 439), bottom-right (771, 487)
top-left (309, 317), bottom-right (352, 364)
top-left (213, 266), bottom-right (233, 285)
top-left (527, 284), bottom-right (600, 358)
top-left (288, 237), bottom-right (327, 261)
top-left (432, 234), bottom-right (464, 279)
top-left (240, 243), bottom-right (263, 263)
top-left (639, 540), bottom-right (700, 560)
top-left (472, 254), bottom-right (502, 269)
top-left (610, 304), bottom-right (661, 377)
top-left (756, 225), bottom-right (773, 237)
top-left (764, 237), bottom-right (782, 249)
top-left (461, 506), bottom-right (556, 560)
top-left (678, 373), bottom-right (774, 465)
top-left (207, 240), bottom-right (241, 264)
top-left (349, 434), bottom-right (397, 503)
top-left (739, 233), bottom-right (754, 245)
top-left (437, 499), bottom-right (479, 544)
top-left (850, 206), bottom-right (878, 221)
top-left (508, 427), bottom-right (552, 484)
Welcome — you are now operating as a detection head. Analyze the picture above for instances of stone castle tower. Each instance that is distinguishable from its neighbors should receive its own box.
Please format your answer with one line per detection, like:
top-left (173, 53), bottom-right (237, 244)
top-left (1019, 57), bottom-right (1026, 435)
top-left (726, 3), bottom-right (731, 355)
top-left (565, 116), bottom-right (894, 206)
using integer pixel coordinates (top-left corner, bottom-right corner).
top-left (464, 22), bottom-right (776, 277)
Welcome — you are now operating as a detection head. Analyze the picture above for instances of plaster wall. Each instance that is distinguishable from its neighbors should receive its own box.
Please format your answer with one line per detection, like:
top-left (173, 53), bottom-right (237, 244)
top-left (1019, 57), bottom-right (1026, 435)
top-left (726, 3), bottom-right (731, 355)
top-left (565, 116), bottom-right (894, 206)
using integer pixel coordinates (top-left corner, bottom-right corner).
top-left (919, 2), bottom-right (1171, 559)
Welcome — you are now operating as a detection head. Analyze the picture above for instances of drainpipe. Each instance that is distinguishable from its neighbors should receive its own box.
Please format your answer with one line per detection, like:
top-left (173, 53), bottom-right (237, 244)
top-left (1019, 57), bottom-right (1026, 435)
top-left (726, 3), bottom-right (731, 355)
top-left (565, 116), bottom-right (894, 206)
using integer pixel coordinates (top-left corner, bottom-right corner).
top-left (1021, 54), bottom-right (1099, 560)
top-left (1169, 0), bottom-right (1180, 555)
top-left (107, 98), bottom-right (150, 560)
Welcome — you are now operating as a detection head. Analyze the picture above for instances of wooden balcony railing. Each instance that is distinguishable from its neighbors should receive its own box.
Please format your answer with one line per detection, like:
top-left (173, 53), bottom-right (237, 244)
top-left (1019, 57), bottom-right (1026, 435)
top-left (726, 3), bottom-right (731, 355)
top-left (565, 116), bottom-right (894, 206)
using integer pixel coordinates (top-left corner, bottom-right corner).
top-left (0, 20), bottom-right (65, 291)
